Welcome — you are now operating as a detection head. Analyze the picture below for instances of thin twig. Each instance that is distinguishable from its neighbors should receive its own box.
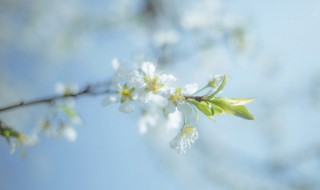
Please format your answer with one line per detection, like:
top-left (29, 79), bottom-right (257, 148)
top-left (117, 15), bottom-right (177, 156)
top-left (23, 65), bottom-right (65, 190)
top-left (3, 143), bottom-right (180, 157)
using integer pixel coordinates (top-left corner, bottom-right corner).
top-left (0, 83), bottom-right (115, 113)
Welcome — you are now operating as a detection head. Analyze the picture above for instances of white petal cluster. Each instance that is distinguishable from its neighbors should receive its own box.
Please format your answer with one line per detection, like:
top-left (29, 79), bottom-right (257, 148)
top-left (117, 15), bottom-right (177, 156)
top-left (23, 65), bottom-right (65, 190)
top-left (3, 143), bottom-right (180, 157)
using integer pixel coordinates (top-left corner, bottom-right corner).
top-left (103, 61), bottom-right (176, 110)
top-left (103, 60), bottom-right (201, 153)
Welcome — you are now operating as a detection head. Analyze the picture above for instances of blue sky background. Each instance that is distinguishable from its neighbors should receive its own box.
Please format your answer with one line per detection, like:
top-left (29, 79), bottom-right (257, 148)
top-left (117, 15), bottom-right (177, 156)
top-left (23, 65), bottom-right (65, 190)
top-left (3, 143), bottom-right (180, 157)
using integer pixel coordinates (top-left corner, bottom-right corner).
top-left (1, 1), bottom-right (320, 190)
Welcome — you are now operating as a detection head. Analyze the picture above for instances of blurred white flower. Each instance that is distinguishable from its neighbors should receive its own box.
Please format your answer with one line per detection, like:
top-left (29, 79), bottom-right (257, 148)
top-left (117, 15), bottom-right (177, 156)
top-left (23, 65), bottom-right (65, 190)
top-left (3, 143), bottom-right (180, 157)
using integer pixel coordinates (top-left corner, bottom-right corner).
top-left (59, 125), bottom-right (77, 142)
top-left (101, 82), bottom-right (137, 113)
top-left (71, 116), bottom-right (83, 125)
top-left (170, 123), bottom-right (199, 154)
top-left (181, 12), bottom-right (208, 30)
top-left (166, 111), bottom-right (183, 130)
top-left (9, 133), bottom-right (39, 154)
top-left (138, 109), bottom-right (182, 134)
top-left (152, 30), bottom-right (179, 47)
top-left (20, 133), bottom-right (39, 147)
top-left (111, 58), bottom-right (132, 81)
top-left (138, 111), bottom-right (158, 134)
top-left (55, 83), bottom-right (79, 96)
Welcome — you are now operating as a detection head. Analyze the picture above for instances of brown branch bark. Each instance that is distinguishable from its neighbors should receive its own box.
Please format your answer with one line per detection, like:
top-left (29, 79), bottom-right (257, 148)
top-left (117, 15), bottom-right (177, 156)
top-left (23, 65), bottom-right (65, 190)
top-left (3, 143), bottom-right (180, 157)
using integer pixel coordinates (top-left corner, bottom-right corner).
top-left (0, 83), bottom-right (115, 113)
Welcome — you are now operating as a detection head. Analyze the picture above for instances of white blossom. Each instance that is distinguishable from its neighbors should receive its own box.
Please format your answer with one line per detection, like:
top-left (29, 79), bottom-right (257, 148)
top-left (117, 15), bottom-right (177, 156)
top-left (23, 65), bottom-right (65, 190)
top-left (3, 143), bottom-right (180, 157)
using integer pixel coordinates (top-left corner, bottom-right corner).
top-left (59, 125), bottom-right (77, 142)
top-left (101, 82), bottom-right (137, 113)
top-left (170, 123), bottom-right (199, 154)
top-left (164, 83), bottom-right (198, 122)
top-left (132, 62), bottom-right (176, 103)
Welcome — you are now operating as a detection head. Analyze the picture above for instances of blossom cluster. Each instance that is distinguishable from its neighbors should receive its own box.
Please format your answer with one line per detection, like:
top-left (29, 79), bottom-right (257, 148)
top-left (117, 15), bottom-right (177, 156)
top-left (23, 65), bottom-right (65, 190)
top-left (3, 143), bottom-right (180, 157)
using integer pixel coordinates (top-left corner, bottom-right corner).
top-left (102, 60), bottom-right (254, 153)
top-left (1, 84), bottom-right (83, 154)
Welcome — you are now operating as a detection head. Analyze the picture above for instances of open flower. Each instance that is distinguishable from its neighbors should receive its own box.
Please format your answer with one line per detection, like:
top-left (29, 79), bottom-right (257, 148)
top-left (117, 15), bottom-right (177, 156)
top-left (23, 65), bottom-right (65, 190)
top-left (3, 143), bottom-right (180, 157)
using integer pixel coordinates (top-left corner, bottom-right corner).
top-left (101, 82), bottom-right (137, 113)
top-left (133, 62), bottom-right (176, 103)
top-left (164, 83), bottom-right (198, 122)
top-left (170, 123), bottom-right (199, 154)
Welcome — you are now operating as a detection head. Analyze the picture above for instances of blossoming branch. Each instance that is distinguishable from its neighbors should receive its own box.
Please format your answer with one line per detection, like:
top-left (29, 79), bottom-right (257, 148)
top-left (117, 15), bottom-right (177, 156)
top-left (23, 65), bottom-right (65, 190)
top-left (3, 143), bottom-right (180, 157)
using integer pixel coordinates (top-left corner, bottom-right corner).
top-left (0, 60), bottom-right (254, 154)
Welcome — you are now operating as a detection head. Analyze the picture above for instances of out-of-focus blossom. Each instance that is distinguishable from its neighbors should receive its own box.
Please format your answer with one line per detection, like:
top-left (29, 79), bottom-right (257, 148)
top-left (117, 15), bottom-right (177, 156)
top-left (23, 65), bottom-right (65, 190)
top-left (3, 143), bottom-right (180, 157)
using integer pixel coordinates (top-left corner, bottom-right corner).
top-left (55, 83), bottom-right (79, 96)
top-left (58, 124), bottom-right (77, 142)
top-left (101, 82), bottom-right (137, 113)
top-left (152, 30), bottom-right (180, 47)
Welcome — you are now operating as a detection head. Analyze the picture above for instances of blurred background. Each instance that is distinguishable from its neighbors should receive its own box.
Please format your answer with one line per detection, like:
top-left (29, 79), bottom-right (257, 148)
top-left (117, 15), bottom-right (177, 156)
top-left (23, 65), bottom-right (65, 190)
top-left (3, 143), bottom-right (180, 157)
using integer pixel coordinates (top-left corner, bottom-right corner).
top-left (1, 0), bottom-right (320, 189)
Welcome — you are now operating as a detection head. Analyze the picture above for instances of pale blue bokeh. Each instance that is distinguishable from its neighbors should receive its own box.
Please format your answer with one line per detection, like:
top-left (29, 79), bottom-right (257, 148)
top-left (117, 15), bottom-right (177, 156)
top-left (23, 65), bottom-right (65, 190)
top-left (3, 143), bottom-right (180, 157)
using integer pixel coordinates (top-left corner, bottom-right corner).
top-left (1, 1), bottom-right (320, 190)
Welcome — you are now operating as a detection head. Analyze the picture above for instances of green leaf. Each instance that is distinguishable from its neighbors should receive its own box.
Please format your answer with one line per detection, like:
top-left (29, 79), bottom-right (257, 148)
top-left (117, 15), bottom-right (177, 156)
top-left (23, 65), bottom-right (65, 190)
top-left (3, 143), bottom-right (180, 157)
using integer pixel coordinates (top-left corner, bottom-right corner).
top-left (215, 98), bottom-right (255, 106)
top-left (232, 105), bottom-right (255, 120)
top-left (0, 127), bottom-right (21, 140)
top-left (207, 75), bottom-right (227, 99)
top-left (187, 99), bottom-right (212, 116)
top-left (187, 99), bottom-right (215, 121)
top-left (60, 105), bottom-right (78, 118)
top-left (209, 103), bottom-right (224, 115)
top-left (208, 98), bottom-right (254, 120)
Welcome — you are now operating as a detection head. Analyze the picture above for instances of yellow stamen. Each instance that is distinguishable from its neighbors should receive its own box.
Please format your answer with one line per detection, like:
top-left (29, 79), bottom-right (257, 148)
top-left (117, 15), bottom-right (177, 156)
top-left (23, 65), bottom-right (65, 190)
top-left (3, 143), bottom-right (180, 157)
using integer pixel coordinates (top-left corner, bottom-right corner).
top-left (183, 126), bottom-right (194, 136)
top-left (121, 89), bottom-right (131, 96)
top-left (145, 76), bottom-right (163, 94)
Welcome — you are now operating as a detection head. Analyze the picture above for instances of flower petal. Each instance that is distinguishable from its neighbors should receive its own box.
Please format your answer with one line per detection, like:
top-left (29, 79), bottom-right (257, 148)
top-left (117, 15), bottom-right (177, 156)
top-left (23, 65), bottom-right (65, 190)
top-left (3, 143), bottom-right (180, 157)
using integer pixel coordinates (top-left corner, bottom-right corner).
top-left (141, 62), bottom-right (155, 76)
top-left (170, 125), bottom-right (199, 154)
top-left (55, 83), bottom-right (66, 95)
top-left (166, 111), bottom-right (183, 129)
top-left (101, 95), bottom-right (118, 106)
top-left (139, 92), bottom-right (153, 104)
top-left (183, 83), bottom-right (198, 95)
top-left (159, 74), bottom-right (177, 83)
top-left (62, 127), bottom-right (77, 142)
top-left (119, 101), bottom-right (135, 113)
top-left (178, 103), bottom-right (196, 122)
top-left (111, 58), bottom-right (120, 70)
top-left (165, 102), bottom-right (177, 114)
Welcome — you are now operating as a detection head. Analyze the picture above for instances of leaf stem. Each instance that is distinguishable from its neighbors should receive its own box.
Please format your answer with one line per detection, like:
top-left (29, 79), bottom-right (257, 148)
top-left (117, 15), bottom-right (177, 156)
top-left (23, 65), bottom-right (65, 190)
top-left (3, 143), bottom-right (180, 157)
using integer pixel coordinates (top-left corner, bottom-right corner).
top-left (192, 85), bottom-right (209, 95)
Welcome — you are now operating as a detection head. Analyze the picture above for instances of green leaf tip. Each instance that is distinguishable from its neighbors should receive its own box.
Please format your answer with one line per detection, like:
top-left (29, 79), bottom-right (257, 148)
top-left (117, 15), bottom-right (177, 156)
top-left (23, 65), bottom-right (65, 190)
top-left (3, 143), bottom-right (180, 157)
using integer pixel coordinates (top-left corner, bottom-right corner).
top-left (207, 98), bottom-right (255, 120)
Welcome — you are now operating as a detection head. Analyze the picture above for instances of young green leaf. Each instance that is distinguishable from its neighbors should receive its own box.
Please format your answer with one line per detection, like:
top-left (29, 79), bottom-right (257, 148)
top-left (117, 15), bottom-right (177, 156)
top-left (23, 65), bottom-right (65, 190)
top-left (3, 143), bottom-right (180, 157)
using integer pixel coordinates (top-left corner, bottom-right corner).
top-left (207, 75), bottom-right (227, 99)
top-left (214, 98), bottom-right (255, 106)
top-left (208, 98), bottom-right (254, 120)
top-left (187, 99), bottom-right (211, 116)
top-left (187, 99), bottom-right (215, 121)
top-left (208, 103), bottom-right (224, 116)
top-left (59, 104), bottom-right (78, 118)
top-left (232, 105), bottom-right (255, 120)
